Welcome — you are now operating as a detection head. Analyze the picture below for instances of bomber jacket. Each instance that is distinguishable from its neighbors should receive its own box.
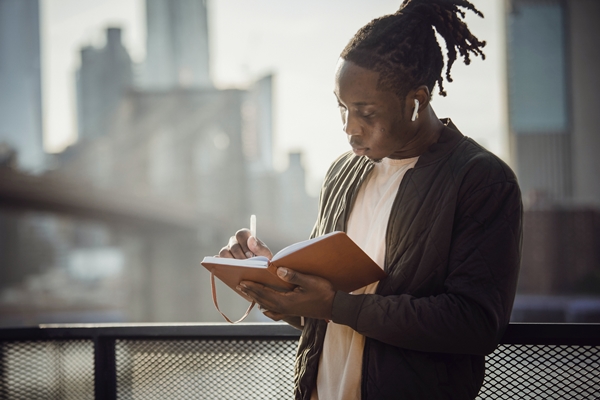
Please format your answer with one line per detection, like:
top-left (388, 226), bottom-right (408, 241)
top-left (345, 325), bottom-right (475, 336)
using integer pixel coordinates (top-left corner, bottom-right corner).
top-left (294, 120), bottom-right (522, 400)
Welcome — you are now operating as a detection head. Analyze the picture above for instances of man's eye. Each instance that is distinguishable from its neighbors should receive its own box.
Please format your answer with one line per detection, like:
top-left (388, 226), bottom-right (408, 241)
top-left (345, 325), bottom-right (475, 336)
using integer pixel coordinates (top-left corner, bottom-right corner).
top-left (362, 112), bottom-right (375, 118)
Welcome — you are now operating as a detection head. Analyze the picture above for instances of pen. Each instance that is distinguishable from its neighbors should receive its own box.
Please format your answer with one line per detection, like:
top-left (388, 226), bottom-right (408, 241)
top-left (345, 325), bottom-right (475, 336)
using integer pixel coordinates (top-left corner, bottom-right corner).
top-left (250, 214), bottom-right (256, 238)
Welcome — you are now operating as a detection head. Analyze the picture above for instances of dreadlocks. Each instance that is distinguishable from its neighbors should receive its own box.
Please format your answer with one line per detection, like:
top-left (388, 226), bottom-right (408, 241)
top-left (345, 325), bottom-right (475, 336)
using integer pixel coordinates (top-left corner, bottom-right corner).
top-left (340, 0), bottom-right (486, 99)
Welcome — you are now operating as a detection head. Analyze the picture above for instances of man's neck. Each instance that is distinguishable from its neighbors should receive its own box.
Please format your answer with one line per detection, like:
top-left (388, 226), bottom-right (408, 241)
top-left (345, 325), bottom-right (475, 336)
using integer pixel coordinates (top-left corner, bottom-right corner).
top-left (388, 106), bottom-right (445, 160)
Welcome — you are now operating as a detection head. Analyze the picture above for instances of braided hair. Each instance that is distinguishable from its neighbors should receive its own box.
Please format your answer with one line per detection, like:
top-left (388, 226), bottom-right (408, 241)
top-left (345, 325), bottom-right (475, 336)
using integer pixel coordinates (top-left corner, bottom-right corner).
top-left (340, 0), bottom-right (486, 100)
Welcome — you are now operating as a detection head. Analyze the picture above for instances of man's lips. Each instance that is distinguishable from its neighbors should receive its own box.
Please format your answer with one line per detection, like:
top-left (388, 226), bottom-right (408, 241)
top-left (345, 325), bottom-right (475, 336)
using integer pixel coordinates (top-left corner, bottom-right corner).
top-left (351, 146), bottom-right (368, 156)
top-left (349, 137), bottom-right (368, 155)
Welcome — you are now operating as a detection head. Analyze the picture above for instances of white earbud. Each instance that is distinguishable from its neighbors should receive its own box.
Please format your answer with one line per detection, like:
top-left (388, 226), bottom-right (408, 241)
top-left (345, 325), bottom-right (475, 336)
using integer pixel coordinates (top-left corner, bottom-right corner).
top-left (411, 99), bottom-right (419, 122)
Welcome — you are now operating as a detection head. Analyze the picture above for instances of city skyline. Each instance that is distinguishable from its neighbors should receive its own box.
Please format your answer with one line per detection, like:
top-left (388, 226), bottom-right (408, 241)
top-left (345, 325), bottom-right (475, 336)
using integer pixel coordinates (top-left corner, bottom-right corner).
top-left (41, 0), bottom-right (506, 193)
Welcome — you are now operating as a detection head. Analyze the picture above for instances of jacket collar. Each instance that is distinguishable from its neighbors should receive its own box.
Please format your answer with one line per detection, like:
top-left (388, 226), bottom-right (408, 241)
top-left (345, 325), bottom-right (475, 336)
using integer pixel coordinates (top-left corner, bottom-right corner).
top-left (413, 118), bottom-right (465, 169)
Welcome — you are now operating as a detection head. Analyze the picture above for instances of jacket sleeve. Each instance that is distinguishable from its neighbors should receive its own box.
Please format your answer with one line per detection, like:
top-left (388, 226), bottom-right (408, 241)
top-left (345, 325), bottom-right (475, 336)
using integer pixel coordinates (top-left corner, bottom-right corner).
top-left (330, 178), bottom-right (523, 356)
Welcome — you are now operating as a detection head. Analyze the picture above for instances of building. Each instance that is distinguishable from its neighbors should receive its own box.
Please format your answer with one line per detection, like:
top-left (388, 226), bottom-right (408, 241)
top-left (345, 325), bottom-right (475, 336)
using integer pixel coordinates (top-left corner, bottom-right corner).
top-left (143, 0), bottom-right (211, 89)
top-left (76, 28), bottom-right (133, 142)
top-left (506, 0), bottom-right (600, 320)
top-left (243, 75), bottom-right (274, 173)
top-left (23, 0), bottom-right (317, 325)
top-left (0, 0), bottom-right (45, 172)
top-left (506, 0), bottom-right (600, 207)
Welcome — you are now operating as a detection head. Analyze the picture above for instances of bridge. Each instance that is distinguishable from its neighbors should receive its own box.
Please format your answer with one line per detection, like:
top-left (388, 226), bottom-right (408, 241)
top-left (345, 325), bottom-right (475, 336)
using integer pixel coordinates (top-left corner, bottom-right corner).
top-left (0, 167), bottom-right (247, 326)
top-left (0, 168), bottom-right (211, 232)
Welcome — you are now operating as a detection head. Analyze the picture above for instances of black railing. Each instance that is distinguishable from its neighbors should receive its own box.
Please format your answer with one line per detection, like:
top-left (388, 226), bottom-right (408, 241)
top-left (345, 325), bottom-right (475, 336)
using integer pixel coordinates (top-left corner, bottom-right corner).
top-left (1, 323), bottom-right (599, 399)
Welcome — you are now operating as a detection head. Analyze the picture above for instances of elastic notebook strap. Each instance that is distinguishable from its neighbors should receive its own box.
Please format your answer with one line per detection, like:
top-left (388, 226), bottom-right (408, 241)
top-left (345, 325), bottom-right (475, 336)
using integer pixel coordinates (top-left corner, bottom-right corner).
top-left (211, 272), bottom-right (255, 324)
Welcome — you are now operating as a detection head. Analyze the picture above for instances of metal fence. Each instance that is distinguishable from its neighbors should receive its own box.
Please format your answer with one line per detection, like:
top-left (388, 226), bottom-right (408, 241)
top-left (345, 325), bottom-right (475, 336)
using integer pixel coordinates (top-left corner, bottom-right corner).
top-left (0, 323), bottom-right (599, 399)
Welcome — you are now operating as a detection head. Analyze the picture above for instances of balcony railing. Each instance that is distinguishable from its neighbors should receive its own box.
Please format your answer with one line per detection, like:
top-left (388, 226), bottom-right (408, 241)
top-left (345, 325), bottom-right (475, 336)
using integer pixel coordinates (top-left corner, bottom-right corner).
top-left (1, 322), bottom-right (599, 399)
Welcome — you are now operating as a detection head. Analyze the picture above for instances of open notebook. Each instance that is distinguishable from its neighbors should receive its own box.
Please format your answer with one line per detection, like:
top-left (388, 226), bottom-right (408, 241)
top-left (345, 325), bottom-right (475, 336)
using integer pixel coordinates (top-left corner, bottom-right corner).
top-left (201, 231), bottom-right (387, 323)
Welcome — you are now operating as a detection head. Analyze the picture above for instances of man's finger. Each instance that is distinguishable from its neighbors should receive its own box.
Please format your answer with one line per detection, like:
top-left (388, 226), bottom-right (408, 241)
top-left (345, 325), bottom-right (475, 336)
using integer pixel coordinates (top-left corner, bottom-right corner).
top-left (276, 267), bottom-right (303, 284)
top-left (228, 243), bottom-right (247, 259)
top-left (227, 235), bottom-right (237, 247)
top-left (218, 247), bottom-right (233, 258)
top-left (237, 281), bottom-right (287, 311)
top-left (247, 236), bottom-right (273, 259)
top-left (262, 310), bottom-right (285, 321)
top-left (238, 274), bottom-right (334, 321)
top-left (235, 229), bottom-right (253, 257)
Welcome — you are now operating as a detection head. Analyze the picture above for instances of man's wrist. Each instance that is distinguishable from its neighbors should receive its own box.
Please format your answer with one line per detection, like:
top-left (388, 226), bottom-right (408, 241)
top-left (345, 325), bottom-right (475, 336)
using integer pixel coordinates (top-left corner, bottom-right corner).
top-left (323, 289), bottom-right (336, 321)
top-left (330, 291), bottom-right (367, 329)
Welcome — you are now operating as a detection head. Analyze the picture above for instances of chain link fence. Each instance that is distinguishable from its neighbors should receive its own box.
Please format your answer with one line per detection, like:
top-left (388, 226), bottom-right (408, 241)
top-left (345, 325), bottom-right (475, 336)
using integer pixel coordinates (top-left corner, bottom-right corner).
top-left (1, 324), bottom-right (599, 399)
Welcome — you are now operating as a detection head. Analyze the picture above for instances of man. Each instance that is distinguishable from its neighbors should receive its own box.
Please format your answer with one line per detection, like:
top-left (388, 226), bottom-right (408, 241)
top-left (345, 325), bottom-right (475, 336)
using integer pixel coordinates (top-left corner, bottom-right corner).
top-left (220, 0), bottom-right (522, 398)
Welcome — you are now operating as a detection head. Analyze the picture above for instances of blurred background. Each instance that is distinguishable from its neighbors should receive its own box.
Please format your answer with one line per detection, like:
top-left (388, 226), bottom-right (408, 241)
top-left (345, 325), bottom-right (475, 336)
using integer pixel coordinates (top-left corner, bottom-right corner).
top-left (0, 0), bottom-right (598, 326)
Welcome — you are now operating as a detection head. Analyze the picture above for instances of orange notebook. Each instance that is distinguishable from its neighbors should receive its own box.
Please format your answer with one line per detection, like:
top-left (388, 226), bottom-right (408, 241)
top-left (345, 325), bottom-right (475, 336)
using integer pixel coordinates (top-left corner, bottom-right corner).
top-left (201, 231), bottom-right (387, 303)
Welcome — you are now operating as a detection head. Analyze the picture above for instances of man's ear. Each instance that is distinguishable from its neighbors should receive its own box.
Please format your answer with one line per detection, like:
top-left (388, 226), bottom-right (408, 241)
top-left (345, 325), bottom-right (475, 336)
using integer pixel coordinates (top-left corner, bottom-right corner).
top-left (413, 85), bottom-right (431, 112)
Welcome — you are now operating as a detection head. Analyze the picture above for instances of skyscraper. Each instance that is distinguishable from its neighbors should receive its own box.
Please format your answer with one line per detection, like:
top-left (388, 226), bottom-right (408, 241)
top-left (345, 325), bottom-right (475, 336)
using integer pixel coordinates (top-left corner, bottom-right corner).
top-left (143, 0), bottom-right (211, 89)
top-left (506, 0), bottom-right (600, 207)
top-left (506, 0), bottom-right (600, 303)
top-left (242, 74), bottom-right (274, 173)
top-left (0, 0), bottom-right (44, 172)
top-left (76, 28), bottom-right (133, 142)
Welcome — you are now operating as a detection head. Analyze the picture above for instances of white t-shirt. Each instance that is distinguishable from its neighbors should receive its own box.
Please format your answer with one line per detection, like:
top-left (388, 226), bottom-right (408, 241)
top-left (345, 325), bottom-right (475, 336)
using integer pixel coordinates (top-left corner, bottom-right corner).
top-left (311, 156), bottom-right (419, 400)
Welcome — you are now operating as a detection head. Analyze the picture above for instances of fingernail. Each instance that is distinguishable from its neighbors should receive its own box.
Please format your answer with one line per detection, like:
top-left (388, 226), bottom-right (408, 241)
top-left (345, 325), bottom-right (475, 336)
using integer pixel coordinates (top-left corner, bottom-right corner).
top-left (248, 236), bottom-right (257, 248)
top-left (277, 267), bottom-right (288, 278)
top-left (245, 251), bottom-right (254, 258)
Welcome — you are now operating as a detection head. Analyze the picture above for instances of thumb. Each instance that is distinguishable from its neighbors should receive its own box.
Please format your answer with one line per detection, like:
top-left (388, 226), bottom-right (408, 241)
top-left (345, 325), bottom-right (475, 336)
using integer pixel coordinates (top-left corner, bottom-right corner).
top-left (276, 267), bottom-right (327, 289)
top-left (276, 267), bottom-right (301, 284)
top-left (248, 236), bottom-right (273, 259)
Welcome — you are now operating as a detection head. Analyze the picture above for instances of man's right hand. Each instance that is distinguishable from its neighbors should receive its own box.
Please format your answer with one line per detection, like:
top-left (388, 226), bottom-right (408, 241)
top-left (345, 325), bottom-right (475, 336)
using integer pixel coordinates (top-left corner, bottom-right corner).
top-left (218, 229), bottom-right (305, 330)
top-left (219, 229), bottom-right (273, 260)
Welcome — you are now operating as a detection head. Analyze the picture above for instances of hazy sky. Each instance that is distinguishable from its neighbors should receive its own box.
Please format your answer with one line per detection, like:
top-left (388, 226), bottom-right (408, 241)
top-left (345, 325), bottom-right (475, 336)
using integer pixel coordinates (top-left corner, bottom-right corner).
top-left (41, 0), bottom-right (507, 193)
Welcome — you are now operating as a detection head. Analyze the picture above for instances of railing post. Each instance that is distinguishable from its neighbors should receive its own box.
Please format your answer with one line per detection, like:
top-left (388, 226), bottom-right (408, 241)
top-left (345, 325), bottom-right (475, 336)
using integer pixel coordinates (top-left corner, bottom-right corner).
top-left (0, 341), bottom-right (4, 395)
top-left (94, 336), bottom-right (117, 400)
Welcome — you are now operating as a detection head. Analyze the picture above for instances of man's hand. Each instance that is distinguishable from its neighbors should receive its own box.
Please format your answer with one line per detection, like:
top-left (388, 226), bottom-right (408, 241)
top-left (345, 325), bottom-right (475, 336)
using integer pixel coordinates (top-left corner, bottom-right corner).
top-left (237, 267), bottom-right (335, 321)
top-left (219, 229), bottom-right (273, 259)
top-left (218, 228), bottom-right (293, 324)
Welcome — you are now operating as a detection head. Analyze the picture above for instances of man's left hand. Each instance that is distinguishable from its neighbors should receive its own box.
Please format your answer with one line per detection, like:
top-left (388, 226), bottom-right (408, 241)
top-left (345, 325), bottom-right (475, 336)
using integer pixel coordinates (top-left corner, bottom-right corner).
top-left (237, 267), bottom-right (335, 321)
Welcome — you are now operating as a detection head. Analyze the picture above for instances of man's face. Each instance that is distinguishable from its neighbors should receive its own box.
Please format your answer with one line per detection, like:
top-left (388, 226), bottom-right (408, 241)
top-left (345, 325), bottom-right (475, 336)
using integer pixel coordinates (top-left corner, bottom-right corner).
top-left (334, 59), bottom-right (415, 161)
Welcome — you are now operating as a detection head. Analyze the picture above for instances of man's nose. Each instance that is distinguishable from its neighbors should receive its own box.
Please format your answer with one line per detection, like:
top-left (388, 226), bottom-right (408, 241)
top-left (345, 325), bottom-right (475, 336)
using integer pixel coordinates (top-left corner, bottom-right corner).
top-left (343, 113), bottom-right (361, 135)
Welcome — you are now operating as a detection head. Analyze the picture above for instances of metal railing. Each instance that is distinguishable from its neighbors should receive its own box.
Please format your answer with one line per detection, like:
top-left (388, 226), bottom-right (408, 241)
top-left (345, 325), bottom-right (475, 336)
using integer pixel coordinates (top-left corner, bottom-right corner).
top-left (1, 323), bottom-right (599, 399)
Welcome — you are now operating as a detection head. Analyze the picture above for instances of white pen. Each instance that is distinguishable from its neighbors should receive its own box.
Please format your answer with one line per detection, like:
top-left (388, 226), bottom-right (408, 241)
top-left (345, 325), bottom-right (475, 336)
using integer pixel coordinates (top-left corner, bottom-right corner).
top-left (250, 214), bottom-right (256, 238)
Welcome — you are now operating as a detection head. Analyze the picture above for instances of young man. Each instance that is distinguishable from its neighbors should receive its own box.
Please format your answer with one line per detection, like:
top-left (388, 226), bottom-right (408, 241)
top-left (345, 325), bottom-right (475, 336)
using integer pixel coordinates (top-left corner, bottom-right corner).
top-left (220, 1), bottom-right (522, 398)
